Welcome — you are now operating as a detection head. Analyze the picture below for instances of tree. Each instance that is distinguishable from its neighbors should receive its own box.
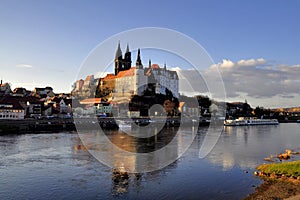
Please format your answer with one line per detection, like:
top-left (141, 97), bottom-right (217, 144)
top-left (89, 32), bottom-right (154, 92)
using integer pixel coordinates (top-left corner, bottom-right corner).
top-left (254, 106), bottom-right (264, 118)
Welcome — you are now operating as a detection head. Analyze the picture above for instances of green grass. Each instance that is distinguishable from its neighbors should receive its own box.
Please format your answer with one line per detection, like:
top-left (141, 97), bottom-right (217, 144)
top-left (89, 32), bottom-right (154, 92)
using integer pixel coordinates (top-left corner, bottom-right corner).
top-left (257, 160), bottom-right (300, 177)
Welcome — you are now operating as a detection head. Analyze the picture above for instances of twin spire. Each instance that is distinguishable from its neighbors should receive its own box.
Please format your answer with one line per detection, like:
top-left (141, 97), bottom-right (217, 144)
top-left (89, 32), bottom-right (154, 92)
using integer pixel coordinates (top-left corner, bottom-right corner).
top-left (115, 41), bottom-right (130, 59)
top-left (115, 41), bottom-right (167, 72)
top-left (126, 43), bottom-right (130, 53)
top-left (115, 41), bottom-right (143, 75)
top-left (115, 41), bottom-right (123, 59)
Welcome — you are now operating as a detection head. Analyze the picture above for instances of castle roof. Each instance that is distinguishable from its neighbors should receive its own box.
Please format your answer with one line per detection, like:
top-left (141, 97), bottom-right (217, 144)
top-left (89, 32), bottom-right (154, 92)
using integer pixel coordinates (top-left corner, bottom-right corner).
top-left (102, 67), bottom-right (136, 80)
top-left (102, 73), bottom-right (116, 80)
top-left (116, 67), bottom-right (135, 78)
top-left (146, 64), bottom-right (162, 76)
top-left (151, 64), bottom-right (160, 69)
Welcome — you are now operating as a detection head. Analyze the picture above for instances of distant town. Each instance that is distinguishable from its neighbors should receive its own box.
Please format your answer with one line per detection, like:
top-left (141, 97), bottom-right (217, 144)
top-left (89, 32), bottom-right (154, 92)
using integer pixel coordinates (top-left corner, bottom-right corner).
top-left (1, 42), bottom-right (300, 122)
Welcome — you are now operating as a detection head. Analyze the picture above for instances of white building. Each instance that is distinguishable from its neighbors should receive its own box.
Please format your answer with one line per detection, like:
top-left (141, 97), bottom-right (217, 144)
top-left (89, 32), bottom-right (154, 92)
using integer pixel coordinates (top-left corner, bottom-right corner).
top-left (113, 67), bottom-right (148, 97)
top-left (79, 98), bottom-right (112, 116)
top-left (0, 99), bottom-right (25, 120)
top-left (98, 44), bottom-right (179, 101)
top-left (146, 63), bottom-right (179, 98)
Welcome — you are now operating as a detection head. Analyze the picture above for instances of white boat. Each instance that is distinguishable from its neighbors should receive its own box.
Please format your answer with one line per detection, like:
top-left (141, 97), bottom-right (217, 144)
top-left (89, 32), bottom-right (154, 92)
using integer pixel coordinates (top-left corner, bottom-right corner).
top-left (224, 117), bottom-right (279, 126)
top-left (115, 119), bottom-right (132, 131)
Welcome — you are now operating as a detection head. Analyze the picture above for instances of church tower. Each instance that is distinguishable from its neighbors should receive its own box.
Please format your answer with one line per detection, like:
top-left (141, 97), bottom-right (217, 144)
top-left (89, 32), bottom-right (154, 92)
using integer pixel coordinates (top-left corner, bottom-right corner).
top-left (115, 41), bottom-right (123, 75)
top-left (136, 48), bottom-right (143, 69)
top-left (123, 43), bottom-right (132, 70)
top-left (114, 42), bottom-right (132, 75)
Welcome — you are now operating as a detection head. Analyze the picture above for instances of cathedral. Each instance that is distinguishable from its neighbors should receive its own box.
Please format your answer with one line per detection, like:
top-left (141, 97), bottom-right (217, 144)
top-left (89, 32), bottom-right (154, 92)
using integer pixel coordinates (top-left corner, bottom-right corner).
top-left (114, 42), bottom-right (132, 75)
top-left (97, 42), bottom-right (179, 102)
top-left (114, 42), bottom-right (143, 76)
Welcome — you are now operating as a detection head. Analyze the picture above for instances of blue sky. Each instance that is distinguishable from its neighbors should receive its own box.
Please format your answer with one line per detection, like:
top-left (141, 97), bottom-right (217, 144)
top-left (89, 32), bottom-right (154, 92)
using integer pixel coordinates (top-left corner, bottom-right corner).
top-left (1, 0), bottom-right (300, 107)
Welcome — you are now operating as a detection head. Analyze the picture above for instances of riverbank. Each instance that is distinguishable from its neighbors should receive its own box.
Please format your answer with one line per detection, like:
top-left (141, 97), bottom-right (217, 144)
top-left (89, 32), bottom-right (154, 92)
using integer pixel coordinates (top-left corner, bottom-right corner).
top-left (0, 117), bottom-right (212, 134)
top-left (245, 158), bottom-right (300, 199)
top-left (244, 178), bottom-right (300, 200)
top-left (0, 118), bottom-right (75, 133)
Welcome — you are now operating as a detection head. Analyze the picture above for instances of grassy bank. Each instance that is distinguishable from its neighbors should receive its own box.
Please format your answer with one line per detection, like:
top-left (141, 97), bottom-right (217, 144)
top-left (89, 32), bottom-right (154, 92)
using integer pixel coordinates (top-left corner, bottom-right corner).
top-left (257, 160), bottom-right (300, 177)
top-left (245, 161), bottom-right (300, 199)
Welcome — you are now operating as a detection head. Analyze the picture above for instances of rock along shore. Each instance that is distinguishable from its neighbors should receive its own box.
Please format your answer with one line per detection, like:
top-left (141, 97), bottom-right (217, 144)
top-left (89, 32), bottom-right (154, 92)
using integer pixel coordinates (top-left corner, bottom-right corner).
top-left (245, 152), bottom-right (300, 200)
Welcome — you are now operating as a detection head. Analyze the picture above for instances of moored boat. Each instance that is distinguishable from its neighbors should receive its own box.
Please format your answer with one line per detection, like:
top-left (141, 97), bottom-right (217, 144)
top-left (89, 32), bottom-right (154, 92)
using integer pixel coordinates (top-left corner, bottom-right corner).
top-left (224, 117), bottom-right (279, 126)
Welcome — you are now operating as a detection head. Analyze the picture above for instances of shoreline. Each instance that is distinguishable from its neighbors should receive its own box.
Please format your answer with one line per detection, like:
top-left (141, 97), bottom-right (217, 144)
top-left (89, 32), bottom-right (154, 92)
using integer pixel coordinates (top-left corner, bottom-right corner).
top-left (0, 117), bottom-right (211, 134)
top-left (245, 153), bottom-right (300, 200)
top-left (244, 177), bottom-right (300, 200)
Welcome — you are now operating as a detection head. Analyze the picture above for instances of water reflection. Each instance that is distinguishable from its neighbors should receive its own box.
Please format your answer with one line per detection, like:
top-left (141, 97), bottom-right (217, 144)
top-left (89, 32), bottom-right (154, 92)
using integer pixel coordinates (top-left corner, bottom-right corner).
top-left (206, 124), bottom-right (300, 170)
top-left (76, 125), bottom-right (194, 195)
top-left (107, 126), bottom-right (178, 153)
top-left (110, 160), bottom-right (178, 196)
top-left (2, 124), bottom-right (300, 199)
top-left (78, 125), bottom-right (196, 173)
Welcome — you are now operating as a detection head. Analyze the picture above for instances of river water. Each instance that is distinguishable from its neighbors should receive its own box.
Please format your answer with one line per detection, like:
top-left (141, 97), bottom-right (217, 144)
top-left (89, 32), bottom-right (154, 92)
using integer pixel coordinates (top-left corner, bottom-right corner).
top-left (1, 123), bottom-right (300, 200)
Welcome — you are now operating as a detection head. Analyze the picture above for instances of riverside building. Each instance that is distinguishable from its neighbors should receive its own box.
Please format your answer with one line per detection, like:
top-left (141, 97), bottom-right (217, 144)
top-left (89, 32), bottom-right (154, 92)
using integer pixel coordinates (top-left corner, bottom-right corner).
top-left (97, 42), bottom-right (179, 102)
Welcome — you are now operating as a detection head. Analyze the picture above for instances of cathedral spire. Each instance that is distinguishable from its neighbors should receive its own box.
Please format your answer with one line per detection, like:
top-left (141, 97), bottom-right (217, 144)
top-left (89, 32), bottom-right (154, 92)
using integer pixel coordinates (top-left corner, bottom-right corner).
top-left (115, 41), bottom-right (122, 59)
top-left (126, 43), bottom-right (130, 53)
top-left (136, 48), bottom-right (143, 69)
top-left (115, 41), bottom-right (123, 75)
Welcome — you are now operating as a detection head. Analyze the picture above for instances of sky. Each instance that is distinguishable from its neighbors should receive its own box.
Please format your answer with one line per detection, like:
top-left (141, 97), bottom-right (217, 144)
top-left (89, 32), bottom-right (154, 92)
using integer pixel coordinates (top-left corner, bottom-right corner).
top-left (1, 0), bottom-right (300, 108)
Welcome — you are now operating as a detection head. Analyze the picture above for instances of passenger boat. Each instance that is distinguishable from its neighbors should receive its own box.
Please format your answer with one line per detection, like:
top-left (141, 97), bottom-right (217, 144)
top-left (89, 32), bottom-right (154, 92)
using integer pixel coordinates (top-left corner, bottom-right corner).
top-left (224, 117), bottom-right (279, 126)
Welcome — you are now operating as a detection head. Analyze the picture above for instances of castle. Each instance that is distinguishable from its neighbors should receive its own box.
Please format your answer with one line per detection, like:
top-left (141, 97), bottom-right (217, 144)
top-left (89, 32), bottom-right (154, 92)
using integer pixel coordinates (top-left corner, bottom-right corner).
top-left (97, 42), bottom-right (179, 102)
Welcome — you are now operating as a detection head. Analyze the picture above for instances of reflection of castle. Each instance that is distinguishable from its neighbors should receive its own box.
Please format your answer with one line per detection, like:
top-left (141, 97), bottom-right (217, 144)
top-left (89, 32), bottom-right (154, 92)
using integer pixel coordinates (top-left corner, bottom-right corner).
top-left (106, 126), bottom-right (179, 194)
top-left (97, 42), bottom-right (179, 102)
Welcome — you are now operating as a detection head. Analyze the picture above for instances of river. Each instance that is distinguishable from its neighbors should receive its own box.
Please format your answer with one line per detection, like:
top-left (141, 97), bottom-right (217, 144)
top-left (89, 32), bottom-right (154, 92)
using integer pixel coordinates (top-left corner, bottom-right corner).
top-left (1, 123), bottom-right (300, 199)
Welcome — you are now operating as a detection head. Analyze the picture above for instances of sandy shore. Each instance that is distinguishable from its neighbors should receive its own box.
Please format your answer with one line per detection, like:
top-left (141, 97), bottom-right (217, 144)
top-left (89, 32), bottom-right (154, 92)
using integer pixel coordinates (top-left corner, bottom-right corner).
top-left (244, 176), bottom-right (300, 200)
top-left (285, 194), bottom-right (300, 200)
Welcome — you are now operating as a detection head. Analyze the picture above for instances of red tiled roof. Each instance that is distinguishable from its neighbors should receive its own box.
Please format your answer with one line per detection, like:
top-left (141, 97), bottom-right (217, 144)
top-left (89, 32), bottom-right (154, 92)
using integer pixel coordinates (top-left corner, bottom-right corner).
top-left (116, 67), bottom-right (135, 78)
top-left (80, 98), bottom-right (102, 104)
top-left (102, 68), bottom-right (136, 81)
top-left (151, 64), bottom-right (160, 69)
top-left (102, 73), bottom-right (116, 80)
top-left (146, 64), bottom-right (161, 76)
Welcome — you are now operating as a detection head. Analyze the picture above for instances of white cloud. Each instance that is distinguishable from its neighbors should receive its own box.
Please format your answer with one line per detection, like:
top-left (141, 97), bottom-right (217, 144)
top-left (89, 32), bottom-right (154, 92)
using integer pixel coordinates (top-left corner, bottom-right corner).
top-left (177, 58), bottom-right (300, 107)
top-left (169, 66), bottom-right (181, 72)
top-left (217, 59), bottom-right (300, 106)
top-left (210, 58), bottom-right (267, 70)
top-left (211, 59), bottom-right (235, 69)
top-left (237, 58), bottom-right (266, 67)
top-left (16, 64), bottom-right (33, 68)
